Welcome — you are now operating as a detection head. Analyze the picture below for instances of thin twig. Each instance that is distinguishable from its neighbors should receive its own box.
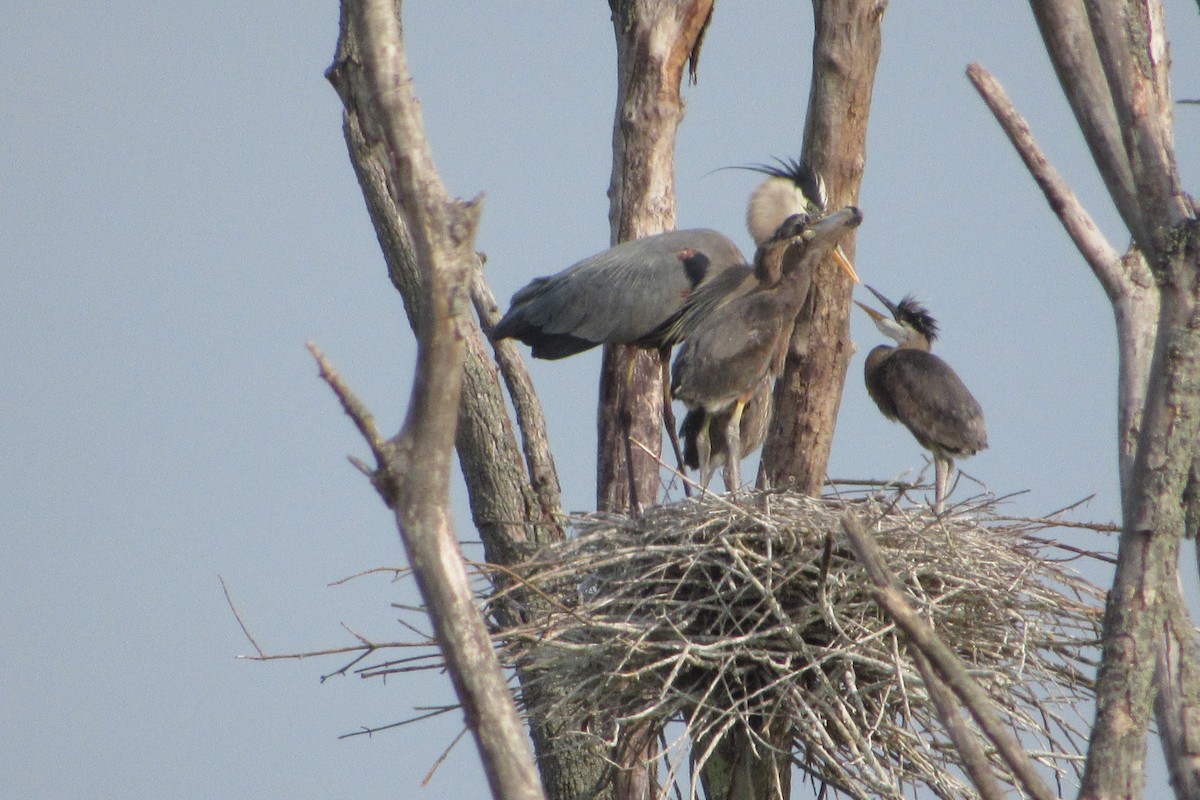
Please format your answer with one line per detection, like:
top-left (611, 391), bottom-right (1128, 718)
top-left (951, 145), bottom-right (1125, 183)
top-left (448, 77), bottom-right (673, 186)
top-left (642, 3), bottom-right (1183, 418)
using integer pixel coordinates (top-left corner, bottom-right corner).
top-left (220, 575), bottom-right (265, 658)
top-left (422, 726), bottom-right (470, 786)
top-left (338, 705), bottom-right (459, 739)
top-left (306, 341), bottom-right (387, 465)
top-left (328, 566), bottom-right (412, 587)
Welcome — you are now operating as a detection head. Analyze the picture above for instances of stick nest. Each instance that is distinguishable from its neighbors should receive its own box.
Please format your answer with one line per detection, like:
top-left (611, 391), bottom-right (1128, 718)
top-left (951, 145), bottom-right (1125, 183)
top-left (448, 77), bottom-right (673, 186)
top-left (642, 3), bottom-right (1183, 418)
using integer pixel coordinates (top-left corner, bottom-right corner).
top-left (491, 489), bottom-right (1104, 800)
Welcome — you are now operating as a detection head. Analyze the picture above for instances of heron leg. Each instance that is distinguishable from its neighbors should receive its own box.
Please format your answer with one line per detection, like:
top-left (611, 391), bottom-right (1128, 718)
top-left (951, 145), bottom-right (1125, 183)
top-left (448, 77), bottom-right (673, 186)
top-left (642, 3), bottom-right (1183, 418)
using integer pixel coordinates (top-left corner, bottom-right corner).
top-left (934, 457), bottom-right (952, 514)
top-left (722, 401), bottom-right (745, 494)
top-left (696, 418), bottom-right (714, 491)
top-left (659, 346), bottom-right (691, 498)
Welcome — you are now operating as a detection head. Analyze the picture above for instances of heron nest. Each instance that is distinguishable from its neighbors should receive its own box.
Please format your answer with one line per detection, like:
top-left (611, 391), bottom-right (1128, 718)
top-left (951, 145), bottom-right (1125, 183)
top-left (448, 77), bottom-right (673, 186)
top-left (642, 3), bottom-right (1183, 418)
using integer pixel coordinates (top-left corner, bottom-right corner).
top-left (489, 489), bottom-right (1104, 800)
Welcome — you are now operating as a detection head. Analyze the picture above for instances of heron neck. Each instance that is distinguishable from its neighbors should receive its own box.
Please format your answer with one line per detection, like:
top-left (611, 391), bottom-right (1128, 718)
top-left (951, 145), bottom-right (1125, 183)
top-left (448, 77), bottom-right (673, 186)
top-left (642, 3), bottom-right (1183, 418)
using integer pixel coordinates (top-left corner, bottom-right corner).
top-left (752, 241), bottom-right (786, 284)
top-left (897, 335), bottom-right (931, 352)
top-left (772, 262), bottom-right (813, 308)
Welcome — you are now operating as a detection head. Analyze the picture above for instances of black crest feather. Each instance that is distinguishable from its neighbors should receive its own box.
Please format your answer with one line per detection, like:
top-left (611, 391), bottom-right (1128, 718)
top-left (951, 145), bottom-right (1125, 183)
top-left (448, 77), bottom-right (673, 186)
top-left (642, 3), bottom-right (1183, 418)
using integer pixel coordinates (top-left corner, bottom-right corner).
top-left (739, 157), bottom-right (827, 212)
top-left (895, 295), bottom-right (940, 343)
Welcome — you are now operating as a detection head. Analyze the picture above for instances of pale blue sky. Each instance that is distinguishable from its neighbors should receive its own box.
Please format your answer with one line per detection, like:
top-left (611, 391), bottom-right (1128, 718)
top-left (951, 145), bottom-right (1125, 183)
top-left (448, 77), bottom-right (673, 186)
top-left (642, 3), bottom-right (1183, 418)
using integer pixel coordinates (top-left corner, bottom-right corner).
top-left (3, 2), bottom-right (1197, 798)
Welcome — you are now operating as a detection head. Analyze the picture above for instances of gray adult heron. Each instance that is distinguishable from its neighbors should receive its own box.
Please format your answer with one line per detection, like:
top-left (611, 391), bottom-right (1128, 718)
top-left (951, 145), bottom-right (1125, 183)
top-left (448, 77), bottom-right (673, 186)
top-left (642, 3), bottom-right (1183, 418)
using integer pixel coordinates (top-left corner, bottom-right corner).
top-left (491, 158), bottom-right (857, 357)
top-left (855, 286), bottom-right (988, 513)
top-left (671, 206), bottom-right (864, 492)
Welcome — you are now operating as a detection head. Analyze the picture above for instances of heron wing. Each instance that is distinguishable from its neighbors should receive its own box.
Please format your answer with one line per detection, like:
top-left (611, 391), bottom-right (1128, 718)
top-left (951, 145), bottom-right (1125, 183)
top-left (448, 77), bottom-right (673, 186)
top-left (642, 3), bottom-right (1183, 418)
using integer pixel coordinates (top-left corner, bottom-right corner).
top-left (670, 293), bottom-right (786, 411)
top-left (493, 229), bottom-right (745, 357)
top-left (879, 350), bottom-right (988, 458)
top-left (646, 264), bottom-right (755, 347)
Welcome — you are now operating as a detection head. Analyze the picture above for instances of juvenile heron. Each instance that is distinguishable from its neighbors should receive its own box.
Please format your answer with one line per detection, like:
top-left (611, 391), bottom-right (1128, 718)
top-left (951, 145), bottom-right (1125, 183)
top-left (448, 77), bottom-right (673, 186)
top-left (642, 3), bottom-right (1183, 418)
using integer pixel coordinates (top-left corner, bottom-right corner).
top-left (672, 206), bottom-right (864, 492)
top-left (491, 158), bottom-right (857, 357)
top-left (678, 376), bottom-right (772, 489)
top-left (855, 286), bottom-right (988, 513)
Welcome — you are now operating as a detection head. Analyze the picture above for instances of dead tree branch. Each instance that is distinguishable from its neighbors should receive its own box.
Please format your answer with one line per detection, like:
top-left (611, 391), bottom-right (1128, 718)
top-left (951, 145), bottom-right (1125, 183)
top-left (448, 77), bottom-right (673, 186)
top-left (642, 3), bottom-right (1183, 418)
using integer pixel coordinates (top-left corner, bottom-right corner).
top-left (975, 3), bottom-right (1200, 797)
top-left (966, 65), bottom-right (1124, 298)
top-left (841, 513), bottom-right (1058, 800)
top-left (965, 61), bottom-right (1159, 498)
top-left (323, 3), bottom-right (545, 799)
top-left (907, 647), bottom-right (1008, 800)
top-left (326, 3), bottom-right (563, 566)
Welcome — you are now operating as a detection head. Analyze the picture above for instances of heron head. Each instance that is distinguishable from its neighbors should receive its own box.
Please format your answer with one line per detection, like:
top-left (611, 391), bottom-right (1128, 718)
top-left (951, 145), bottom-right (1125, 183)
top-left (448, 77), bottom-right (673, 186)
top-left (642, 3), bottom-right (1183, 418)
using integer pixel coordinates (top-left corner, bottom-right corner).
top-left (855, 285), bottom-right (940, 346)
top-left (775, 206), bottom-right (863, 282)
top-left (742, 157), bottom-right (828, 247)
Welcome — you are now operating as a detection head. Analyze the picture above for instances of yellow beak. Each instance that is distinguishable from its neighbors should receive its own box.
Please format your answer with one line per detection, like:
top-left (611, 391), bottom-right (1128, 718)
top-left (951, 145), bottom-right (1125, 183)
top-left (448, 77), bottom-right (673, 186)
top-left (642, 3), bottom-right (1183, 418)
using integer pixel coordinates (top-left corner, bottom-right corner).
top-left (854, 299), bottom-right (885, 322)
top-left (832, 245), bottom-right (860, 284)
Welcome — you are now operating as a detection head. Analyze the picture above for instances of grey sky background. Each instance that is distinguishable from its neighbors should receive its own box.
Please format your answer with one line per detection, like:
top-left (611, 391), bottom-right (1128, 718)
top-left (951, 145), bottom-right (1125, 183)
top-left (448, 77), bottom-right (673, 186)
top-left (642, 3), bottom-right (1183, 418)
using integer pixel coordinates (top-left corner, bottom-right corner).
top-left (3, 2), bottom-right (1198, 798)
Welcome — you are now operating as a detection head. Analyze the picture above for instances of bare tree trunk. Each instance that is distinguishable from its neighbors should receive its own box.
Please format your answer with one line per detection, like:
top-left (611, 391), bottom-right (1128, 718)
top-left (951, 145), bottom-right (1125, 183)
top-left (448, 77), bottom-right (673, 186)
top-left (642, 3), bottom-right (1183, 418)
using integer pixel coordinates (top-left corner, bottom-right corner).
top-left (600, 2), bottom-right (714, 797)
top-left (327, 4), bottom-right (563, 562)
top-left (1155, 578), bottom-right (1200, 796)
top-left (697, 3), bottom-right (887, 798)
top-left (321, 3), bottom-right (545, 798)
top-left (759, 0), bottom-right (887, 493)
top-left (326, 3), bottom-right (620, 799)
top-left (1090, 292), bottom-right (1200, 799)
top-left (598, 0), bottom-right (714, 516)
top-left (971, 2), bottom-right (1200, 797)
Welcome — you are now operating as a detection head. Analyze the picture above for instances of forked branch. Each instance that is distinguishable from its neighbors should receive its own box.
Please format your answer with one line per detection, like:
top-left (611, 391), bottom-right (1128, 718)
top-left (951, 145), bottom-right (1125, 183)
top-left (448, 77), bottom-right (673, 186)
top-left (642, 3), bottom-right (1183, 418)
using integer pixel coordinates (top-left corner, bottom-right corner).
top-left (325, 3), bottom-right (545, 799)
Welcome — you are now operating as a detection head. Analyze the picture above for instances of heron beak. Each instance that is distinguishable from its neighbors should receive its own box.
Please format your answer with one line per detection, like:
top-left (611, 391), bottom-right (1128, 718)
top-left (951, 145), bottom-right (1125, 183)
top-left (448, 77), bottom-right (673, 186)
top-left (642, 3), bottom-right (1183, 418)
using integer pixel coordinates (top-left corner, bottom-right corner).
top-left (856, 291), bottom-right (911, 344)
top-left (853, 299), bottom-right (886, 323)
top-left (832, 245), bottom-right (860, 284)
top-left (864, 285), bottom-right (900, 317)
top-left (797, 206), bottom-right (862, 282)
top-left (780, 206), bottom-right (863, 271)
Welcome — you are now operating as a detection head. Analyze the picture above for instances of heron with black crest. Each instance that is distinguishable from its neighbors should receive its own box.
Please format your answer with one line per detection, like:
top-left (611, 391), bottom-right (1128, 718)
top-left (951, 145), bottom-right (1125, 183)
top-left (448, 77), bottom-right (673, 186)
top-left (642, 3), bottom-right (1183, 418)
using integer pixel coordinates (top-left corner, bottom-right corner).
top-left (491, 158), bottom-right (859, 487)
top-left (856, 286), bottom-right (988, 513)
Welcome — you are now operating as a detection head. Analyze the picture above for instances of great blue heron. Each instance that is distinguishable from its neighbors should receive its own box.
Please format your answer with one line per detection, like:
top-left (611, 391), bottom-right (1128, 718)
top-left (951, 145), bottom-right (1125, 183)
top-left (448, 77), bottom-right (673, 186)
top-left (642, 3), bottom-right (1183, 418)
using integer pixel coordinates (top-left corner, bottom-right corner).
top-left (671, 206), bottom-right (864, 492)
top-left (855, 285), bottom-right (988, 513)
top-left (491, 158), bottom-right (857, 357)
top-left (491, 159), bottom-right (858, 489)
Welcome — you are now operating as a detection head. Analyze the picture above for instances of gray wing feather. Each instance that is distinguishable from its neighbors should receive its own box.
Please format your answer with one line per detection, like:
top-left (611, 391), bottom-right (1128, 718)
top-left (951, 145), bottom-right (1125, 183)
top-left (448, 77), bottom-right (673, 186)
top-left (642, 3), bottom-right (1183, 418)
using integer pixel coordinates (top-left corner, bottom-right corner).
top-left (882, 350), bottom-right (988, 457)
top-left (671, 294), bottom-right (785, 410)
top-left (655, 264), bottom-right (754, 345)
top-left (496, 229), bottom-right (744, 346)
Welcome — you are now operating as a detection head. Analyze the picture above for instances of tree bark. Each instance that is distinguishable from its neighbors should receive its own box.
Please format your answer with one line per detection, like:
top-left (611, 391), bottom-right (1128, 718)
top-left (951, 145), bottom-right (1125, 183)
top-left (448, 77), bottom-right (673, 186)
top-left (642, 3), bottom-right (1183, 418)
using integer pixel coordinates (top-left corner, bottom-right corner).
top-left (326, 3), bottom-right (545, 799)
top-left (698, 3), bottom-right (887, 798)
top-left (327, 4), bottom-right (562, 563)
top-left (758, 0), bottom-right (887, 493)
top-left (1088, 283), bottom-right (1200, 799)
top-left (975, 2), bottom-right (1200, 798)
top-left (597, 0), bottom-right (714, 515)
top-left (326, 3), bottom-right (619, 799)
top-left (599, 2), bottom-right (714, 797)
top-left (1155, 578), bottom-right (1200, 797)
